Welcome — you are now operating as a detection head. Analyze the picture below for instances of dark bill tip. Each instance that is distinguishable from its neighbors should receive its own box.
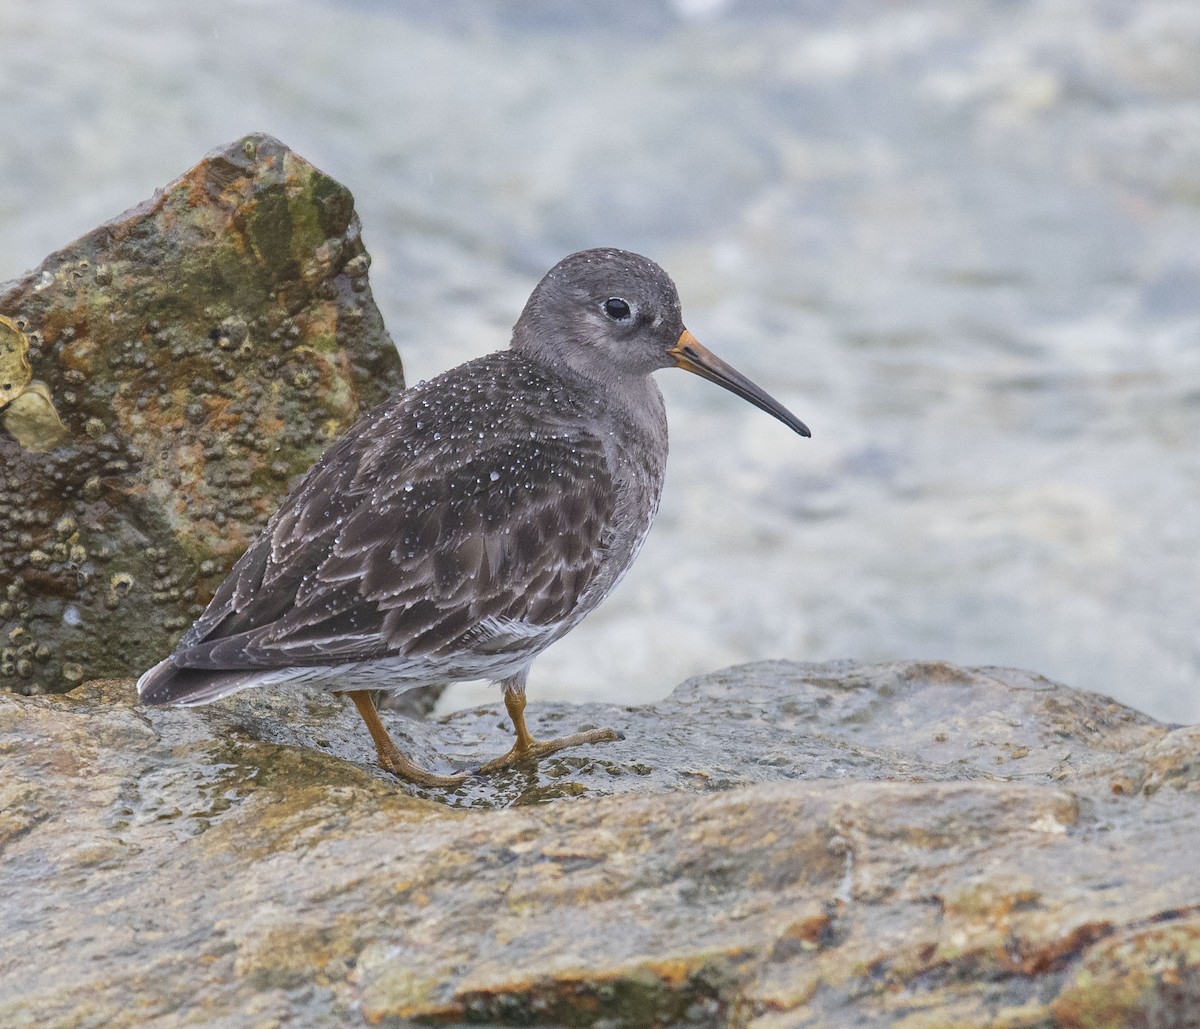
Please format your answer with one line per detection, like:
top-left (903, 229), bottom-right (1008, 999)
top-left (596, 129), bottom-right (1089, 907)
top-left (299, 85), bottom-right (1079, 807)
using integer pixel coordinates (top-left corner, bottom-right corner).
top-left (667, 330), bottom-right (811, 438)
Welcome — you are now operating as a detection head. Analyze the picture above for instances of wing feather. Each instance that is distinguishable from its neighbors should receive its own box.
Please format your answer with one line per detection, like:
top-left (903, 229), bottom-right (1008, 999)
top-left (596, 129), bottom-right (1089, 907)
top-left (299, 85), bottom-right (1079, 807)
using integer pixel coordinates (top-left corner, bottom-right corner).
top-left (173, 353), bottom-right (618, 672)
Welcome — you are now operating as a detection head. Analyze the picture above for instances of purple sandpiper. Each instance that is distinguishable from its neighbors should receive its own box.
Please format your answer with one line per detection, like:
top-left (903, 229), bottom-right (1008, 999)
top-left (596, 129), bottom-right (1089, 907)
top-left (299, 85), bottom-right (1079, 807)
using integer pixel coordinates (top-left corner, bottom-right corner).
top-left (138, 248), bottom-right (810, 786)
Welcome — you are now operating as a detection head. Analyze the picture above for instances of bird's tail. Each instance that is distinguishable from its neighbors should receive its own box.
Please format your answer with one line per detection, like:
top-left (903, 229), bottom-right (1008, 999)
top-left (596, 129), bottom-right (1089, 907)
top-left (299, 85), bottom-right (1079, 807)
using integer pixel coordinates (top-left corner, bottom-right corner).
top-left (136, 657), bottom-right (258, 707)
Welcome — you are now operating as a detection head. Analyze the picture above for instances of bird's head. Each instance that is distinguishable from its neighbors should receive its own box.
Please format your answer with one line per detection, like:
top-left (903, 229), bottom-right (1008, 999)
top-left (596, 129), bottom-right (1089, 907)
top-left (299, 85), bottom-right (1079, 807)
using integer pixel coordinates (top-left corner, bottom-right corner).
top-left (512, 248), bottom-right (810, 437)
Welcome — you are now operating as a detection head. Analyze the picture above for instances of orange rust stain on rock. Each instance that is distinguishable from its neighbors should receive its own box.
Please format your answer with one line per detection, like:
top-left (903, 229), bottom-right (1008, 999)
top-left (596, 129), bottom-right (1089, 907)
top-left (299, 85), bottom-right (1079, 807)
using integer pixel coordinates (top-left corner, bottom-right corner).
top-left (1004, 920), bottom-right (1115, 976)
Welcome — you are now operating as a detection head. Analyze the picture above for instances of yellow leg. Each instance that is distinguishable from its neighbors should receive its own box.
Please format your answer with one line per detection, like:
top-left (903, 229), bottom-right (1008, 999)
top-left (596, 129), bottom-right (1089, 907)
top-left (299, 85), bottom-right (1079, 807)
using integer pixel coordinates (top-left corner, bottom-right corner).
top-left (506, 688), bottom-right (537, 753)
top-left (476, 679), bottom-right (621, 774)
top-left (345, 690), bottom-right (467, 788)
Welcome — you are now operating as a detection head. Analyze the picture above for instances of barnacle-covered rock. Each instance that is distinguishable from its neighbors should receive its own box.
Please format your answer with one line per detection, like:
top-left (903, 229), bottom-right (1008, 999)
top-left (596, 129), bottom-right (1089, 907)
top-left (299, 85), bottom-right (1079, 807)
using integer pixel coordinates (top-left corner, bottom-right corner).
top-left (0, 134), bottom-right (404, 694)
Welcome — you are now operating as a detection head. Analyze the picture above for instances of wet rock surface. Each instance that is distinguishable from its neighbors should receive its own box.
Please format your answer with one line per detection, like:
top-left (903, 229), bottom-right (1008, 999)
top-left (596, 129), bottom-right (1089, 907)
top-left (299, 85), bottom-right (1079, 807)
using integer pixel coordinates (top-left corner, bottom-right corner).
top-left (0, 134), bottom-right (404, 696)
top-left (2, 659), bottom-right (1197, 1027)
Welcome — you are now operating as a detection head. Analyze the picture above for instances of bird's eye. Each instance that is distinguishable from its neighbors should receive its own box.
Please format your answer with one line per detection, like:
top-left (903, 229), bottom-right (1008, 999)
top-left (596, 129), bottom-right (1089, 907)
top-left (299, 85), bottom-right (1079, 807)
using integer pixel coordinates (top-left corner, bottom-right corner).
top-left (602, 297), bottom-right (632, 321)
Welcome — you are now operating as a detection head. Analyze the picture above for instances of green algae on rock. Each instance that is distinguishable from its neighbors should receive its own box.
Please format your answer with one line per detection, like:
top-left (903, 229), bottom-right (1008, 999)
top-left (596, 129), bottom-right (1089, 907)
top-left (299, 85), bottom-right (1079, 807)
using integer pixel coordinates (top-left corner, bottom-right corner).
top-left (1, 660), bottom-right (1198, 1027)
top-left (0, 134), bottom-right (404, 695)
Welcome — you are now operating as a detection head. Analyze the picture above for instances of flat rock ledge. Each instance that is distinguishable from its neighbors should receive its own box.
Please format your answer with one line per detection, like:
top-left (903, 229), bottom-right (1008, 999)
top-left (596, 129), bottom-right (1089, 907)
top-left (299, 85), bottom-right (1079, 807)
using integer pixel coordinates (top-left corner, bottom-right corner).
top-left (2, 660), bottom-right (1198, 1027)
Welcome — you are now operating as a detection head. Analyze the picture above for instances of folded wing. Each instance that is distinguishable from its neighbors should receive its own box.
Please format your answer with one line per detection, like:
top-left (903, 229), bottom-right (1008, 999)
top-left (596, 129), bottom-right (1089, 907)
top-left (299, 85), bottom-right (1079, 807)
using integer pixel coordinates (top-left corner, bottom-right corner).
top-left (169, 361), bottom-right (616, 673)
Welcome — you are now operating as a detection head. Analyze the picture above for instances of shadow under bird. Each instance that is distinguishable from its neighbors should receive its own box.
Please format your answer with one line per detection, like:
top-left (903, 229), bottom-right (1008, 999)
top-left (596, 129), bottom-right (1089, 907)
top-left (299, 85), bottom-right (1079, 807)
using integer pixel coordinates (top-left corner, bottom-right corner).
top-left (138, 248), bottom-right (810, 787)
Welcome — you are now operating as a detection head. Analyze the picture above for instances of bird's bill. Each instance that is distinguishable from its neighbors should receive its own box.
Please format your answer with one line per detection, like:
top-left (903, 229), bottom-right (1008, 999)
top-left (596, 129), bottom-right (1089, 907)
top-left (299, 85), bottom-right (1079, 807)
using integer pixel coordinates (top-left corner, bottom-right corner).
top-left (668, 330), bottom-right (811, 438)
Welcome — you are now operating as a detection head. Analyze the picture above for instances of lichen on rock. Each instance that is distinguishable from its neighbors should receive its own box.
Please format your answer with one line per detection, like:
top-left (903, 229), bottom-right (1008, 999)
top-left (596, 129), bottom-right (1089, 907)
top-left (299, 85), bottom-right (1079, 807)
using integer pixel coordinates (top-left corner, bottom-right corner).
top-left (0, 314), bottom-right (33, 406)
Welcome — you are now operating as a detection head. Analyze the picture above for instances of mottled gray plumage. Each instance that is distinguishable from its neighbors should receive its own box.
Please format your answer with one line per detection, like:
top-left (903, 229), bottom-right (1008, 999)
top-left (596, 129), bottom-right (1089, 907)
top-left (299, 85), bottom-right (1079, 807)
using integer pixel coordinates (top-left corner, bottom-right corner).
top-left (138, 248), bottom-right (808, 784)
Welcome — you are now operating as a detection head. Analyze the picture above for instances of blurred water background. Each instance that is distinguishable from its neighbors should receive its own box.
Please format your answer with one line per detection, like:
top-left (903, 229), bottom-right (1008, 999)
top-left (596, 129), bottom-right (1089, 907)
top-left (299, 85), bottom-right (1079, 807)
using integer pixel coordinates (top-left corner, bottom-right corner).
top-left (3, 0), bottom-right (1199, 722)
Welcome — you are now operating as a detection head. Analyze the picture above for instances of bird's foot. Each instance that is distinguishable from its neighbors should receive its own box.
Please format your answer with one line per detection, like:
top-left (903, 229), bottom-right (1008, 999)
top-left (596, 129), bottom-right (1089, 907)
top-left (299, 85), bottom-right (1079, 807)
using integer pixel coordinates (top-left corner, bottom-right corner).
top-left (476, 726), bottom-right (623, 774)
top-left (376, 739), bottom-right (470, 788)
